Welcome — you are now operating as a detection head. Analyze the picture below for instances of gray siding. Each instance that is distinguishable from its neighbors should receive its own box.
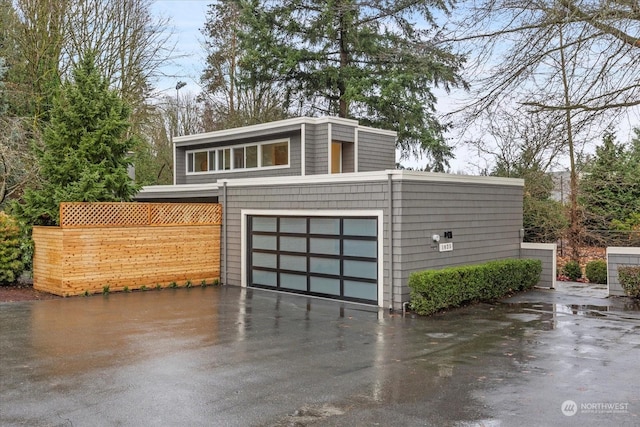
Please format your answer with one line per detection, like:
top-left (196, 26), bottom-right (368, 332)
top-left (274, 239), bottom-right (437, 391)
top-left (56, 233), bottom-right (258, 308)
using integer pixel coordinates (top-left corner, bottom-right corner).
top-left (222, 181), bottom-right (391, 303)
top-left (342, 143), bottom-right (355, 173)
top-left (307, 123), bottom-right (329, 175)
top-left (607, 248), bottom-right (640, 296)
top-left (392, 180), bottom-right (524, 305)
top-left (176, 134), bottom-right (302, 185)
top-left (520, 244), bottom-right (556, 288)
top-left (357, 130), bottom-right (395, 172)
top-left (331, 123), bottom-right (355, 142)
top-left (220, 174), bottom-right (524, 309)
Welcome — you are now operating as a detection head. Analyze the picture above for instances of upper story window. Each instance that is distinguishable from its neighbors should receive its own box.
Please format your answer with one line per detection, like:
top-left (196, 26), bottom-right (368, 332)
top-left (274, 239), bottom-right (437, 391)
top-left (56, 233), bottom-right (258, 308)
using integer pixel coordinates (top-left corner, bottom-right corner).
top-left (186, 139), bottom-right (289, 174)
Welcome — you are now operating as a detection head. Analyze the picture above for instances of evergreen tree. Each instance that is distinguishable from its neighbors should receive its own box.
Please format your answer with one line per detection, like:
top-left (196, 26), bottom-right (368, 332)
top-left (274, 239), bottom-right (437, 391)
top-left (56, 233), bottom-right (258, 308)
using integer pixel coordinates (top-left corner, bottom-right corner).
top-left (579, 130), bottom-right (640, 242)
top-left (233, 0), bottom-right (466, 170)
top-left (13, 51), bottom-right (138, 225)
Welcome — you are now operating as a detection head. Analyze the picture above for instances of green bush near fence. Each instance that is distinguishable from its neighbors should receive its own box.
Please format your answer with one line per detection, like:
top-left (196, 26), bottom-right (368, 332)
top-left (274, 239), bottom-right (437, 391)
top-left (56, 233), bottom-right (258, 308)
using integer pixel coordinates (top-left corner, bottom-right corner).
top-left (0, 212), bottom-right (25, 285)
top-left (585, 260), bottom-right (607, 284)
top-left (618, 266), bottom-right (640, 298)
top-left (408, 259), bottom-right (542, 316)
top-left (563, 260), bottom-right (582, 281)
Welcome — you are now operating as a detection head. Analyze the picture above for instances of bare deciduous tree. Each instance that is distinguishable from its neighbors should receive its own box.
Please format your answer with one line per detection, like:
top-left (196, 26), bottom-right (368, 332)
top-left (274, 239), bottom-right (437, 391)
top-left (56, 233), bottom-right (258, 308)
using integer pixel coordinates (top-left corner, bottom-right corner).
top-left (446, 0), bottom-right (639, 259)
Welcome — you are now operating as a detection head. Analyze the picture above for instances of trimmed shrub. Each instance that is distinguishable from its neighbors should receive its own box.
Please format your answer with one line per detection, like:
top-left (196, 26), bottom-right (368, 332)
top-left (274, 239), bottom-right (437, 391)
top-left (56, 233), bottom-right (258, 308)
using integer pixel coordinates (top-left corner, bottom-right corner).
top-left (408, 259), bottom-right (542, 316)
top-left (618, 266), bottom-right (640, 298)
top-left (0, 212), bottom-right (26, 285)
top-left (563, 260), bottom-right (582, 281)
top-left (585, 260), bottom-right (607, 284)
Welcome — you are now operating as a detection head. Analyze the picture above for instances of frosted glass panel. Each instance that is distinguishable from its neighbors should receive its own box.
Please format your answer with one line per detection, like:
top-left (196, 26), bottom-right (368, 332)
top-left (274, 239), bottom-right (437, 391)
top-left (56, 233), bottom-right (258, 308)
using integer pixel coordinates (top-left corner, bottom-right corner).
top-left (280, 273), bottom-right (307, 291)
top-left (252, 217), bottom-right (277, 232)
top-left (310, 257), bottom-right (340, 275)
top-left (344, 280), bottom-right (376, 300)
top-left (253, 270), bottom-right (277, 286)
top-left (280, 236), bottom-right (306, 253)
top-left (343, 218), bottom-right (376, 236)
top-left (344, 260), bottom-right (377, 279)
top-left (310, 238), bottom-right (340, 255)
top-left (246, 145), bottom-right (258, 168)
top-left (280, 217), bottom-right (306, 233)
top-left (343, 240), bottom-right (376, 257)
top-left (310, 277), bottom-right (340, 296)
top-left (280, 255), bottom-right (306, 272)
top-left (252, 235), bottom-right (276, 250)
top-left (310, 218), bottom-right (340, 235)
top-left (252, 252), bottom-right (277, 269)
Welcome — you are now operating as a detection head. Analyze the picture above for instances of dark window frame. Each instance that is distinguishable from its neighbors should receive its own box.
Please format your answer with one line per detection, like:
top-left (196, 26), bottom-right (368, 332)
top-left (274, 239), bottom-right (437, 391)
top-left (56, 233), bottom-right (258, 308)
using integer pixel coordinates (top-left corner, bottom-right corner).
top-left (247, 215), bottom-right (378, 305)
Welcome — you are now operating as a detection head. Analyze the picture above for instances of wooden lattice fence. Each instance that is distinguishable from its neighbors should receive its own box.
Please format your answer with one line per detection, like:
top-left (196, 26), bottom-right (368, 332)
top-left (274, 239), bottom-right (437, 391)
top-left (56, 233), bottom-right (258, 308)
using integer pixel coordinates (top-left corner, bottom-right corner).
top-left (33, 203), bottom-right (222, 296)
top-left (60, 202), bottom-right (222, 227)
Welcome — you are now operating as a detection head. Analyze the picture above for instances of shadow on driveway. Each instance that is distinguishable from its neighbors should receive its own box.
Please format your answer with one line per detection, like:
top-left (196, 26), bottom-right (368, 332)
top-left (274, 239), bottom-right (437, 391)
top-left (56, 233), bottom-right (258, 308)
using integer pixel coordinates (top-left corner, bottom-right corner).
top-left (1, 285), bottom-right (639, 426)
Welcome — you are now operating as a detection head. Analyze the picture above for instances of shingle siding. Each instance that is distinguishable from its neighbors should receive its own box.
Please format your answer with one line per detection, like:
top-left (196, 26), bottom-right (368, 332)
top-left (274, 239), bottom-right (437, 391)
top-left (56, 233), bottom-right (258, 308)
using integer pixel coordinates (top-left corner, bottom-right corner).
top-left (607, 248), bottom-right (640, 296)
top-left (358, 130), bottom-right (395, 172)
top-left (219, 175), bottom-right (524, 309)
top-left (176, 134), bottom-right (303, 184)
top-left (392, 181), bottom-right (524, 304)
top-left (520, 243), bottom-right (556, 288)
top-left (331, 123), bottom-right (355, 142)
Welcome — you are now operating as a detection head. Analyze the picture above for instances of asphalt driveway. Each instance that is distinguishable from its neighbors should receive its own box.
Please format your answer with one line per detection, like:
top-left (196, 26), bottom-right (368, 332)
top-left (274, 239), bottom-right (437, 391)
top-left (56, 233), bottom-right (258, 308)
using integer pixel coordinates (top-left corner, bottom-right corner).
top-left (1, 284), bottom-right (639, 426)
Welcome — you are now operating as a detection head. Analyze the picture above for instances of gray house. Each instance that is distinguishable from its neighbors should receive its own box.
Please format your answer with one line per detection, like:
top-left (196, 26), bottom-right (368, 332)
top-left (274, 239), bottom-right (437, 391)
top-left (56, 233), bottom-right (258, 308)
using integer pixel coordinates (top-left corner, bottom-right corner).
top-left (138, 117), bottom-right (554, 310)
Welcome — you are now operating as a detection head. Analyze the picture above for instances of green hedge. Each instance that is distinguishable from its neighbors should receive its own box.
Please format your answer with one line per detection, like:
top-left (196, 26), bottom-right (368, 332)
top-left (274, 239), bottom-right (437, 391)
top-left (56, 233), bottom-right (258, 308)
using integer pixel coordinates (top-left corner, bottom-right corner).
top-left (408, 259), bottom-right (542, 316)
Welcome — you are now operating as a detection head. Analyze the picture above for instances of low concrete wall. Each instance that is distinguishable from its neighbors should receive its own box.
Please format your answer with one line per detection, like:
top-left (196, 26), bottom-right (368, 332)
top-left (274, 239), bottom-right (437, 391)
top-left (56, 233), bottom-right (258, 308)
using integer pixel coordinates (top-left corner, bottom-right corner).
top-left (520, 243), bottom-right (557, 288)
top-left (607, 247), bottom-right (640, 296)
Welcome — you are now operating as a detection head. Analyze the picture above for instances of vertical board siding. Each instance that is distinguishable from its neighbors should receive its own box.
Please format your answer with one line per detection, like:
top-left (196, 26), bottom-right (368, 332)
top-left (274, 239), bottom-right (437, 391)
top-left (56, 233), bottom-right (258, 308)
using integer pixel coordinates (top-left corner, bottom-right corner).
top-left (33, 224), bottom-right (221, 296)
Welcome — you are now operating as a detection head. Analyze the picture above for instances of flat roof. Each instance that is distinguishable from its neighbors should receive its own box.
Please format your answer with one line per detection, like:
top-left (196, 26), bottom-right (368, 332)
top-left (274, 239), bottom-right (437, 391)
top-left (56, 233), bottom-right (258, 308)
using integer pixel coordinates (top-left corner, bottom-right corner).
top-left (173, 116), bottom-right (397, 147)
top-left (136, 170), bottom-right (523, 199)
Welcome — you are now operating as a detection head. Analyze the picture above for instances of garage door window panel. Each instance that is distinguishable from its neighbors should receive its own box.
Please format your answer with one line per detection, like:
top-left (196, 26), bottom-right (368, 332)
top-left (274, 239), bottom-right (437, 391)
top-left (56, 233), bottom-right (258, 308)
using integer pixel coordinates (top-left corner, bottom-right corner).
top-left (248, 215), bottom-right (378, 304)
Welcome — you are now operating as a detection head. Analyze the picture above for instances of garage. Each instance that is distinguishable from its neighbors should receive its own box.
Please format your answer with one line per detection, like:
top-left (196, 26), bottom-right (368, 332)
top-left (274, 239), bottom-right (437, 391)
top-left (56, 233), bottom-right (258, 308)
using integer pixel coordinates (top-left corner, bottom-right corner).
top-left (245, 213), bottom-right (380, 305)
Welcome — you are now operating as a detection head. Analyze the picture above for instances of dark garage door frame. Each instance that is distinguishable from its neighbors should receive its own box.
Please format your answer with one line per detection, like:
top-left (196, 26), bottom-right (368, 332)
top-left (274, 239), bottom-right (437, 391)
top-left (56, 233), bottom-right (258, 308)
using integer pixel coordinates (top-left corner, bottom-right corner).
top-left (241, 209), bottom-right (384, 306)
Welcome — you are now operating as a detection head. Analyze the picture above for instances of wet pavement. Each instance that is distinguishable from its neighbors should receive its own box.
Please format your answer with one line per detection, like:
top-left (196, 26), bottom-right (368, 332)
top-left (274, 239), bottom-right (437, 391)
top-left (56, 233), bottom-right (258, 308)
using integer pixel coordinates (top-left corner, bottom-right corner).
top-left (1, 284), bottom-right (639, 426)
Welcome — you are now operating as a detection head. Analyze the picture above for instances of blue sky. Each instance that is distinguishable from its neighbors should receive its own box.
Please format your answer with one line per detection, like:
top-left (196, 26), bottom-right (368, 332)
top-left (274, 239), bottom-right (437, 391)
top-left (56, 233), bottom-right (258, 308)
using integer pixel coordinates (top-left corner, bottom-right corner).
top-left (148, 1), bottom-right (471, 170)
top-left (148, 1), bottom-right (639, 173)
top-left (151, 0), bottom-right (210, 95)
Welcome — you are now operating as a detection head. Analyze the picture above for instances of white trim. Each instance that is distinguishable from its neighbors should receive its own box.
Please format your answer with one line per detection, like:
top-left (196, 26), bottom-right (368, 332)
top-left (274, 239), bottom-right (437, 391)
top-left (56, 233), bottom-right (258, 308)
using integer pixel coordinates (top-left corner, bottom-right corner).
top-left (354, 128), bottom-right (359, 172)
top-left (220, 169), bottom-right (524, 188)
top-left (172, 143), bottom-right (177, 186)
top-left (240, 209), bottom-right (385, 308)
top-left (606, 247), bottom-right (640, 255)
top-left (185, 138), bottom-right (290, 175)
top-left (301, 123), bottom-right (306, 176)
top-left (139, 183), bottom-right (220, 193)
top-left (327, 123), bottom-right (332, 174)
top-left (521, 242), bottom-right (557, 288)
top-left (173, 116), bottom-right (397, 146)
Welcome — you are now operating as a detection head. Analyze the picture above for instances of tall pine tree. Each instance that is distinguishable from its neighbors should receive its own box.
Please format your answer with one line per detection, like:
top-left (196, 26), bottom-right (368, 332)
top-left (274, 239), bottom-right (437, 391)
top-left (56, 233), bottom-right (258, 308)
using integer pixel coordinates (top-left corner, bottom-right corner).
top-left (14, 51), bottom-right (138, 225)
top-left (232, 0), bottom-right (467, 170)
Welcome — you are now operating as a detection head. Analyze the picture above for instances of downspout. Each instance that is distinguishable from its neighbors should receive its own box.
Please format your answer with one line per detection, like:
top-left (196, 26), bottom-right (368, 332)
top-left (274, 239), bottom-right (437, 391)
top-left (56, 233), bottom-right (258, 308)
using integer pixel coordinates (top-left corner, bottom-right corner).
top-left (222, 180), bottom-right (228, 286)
top-left (387, 172), bottom-right (394, 312)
